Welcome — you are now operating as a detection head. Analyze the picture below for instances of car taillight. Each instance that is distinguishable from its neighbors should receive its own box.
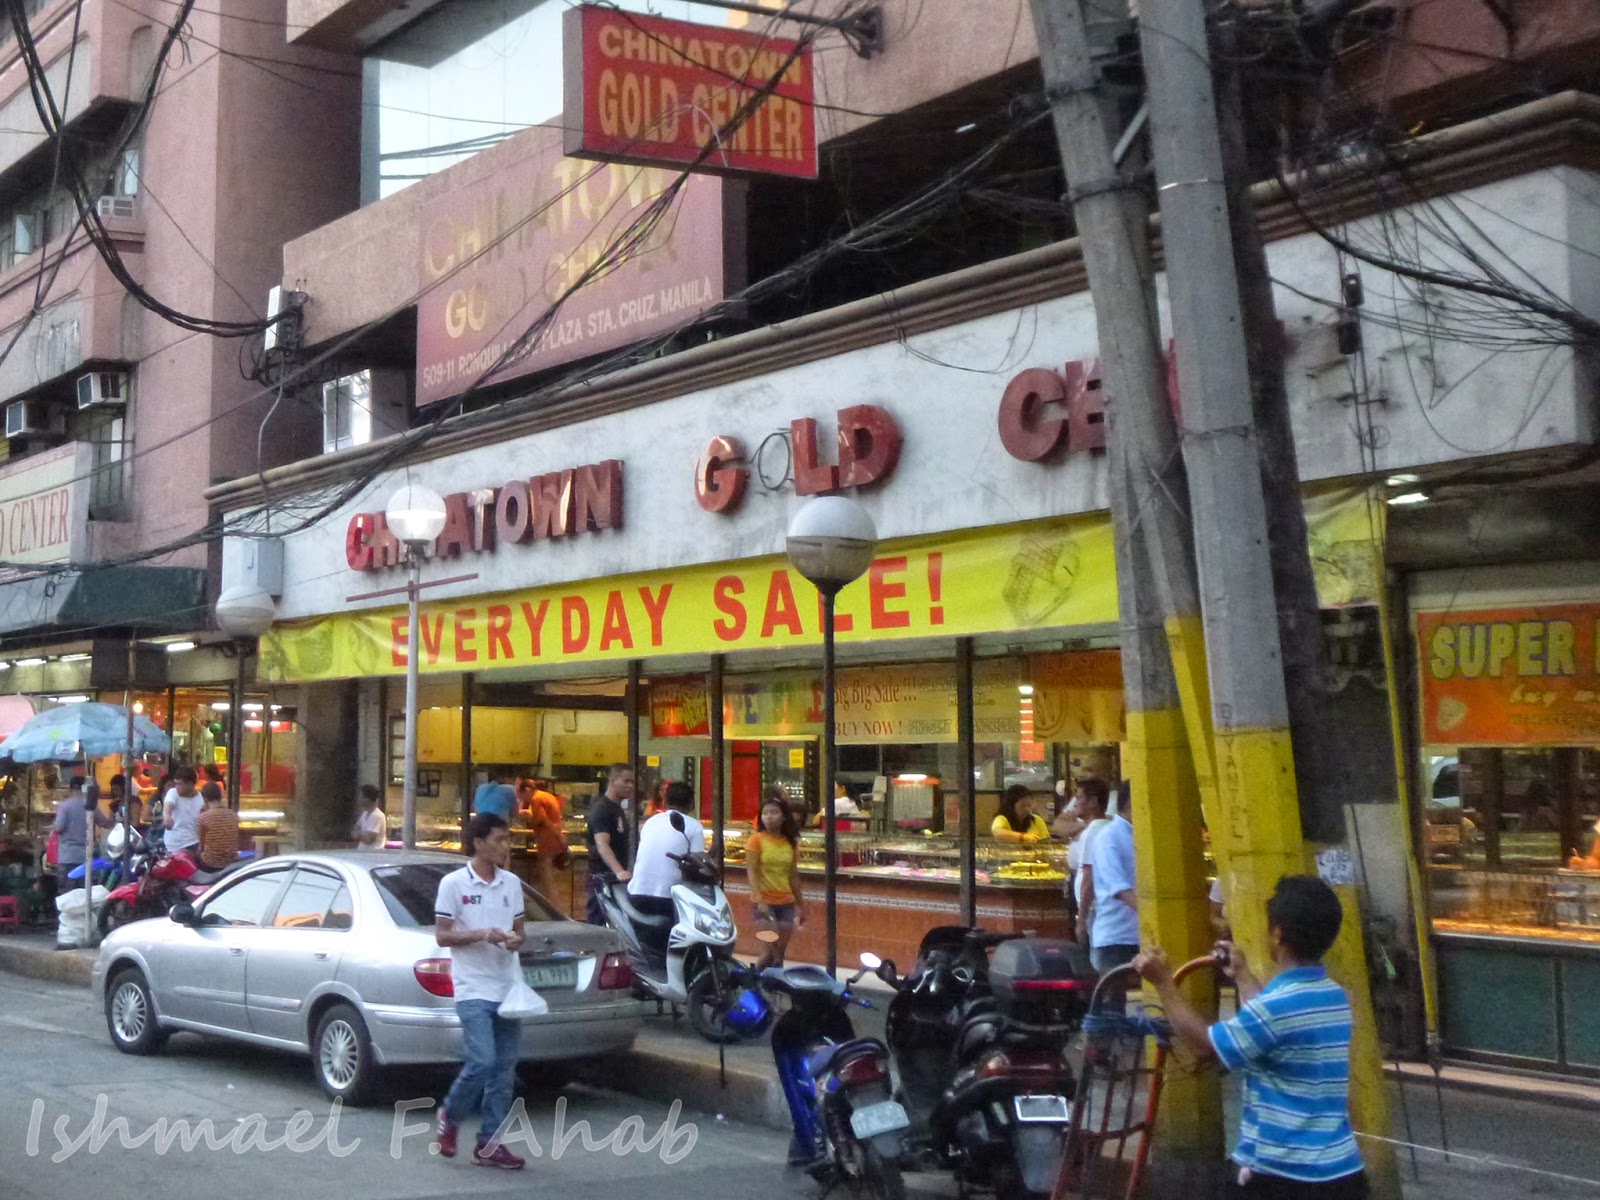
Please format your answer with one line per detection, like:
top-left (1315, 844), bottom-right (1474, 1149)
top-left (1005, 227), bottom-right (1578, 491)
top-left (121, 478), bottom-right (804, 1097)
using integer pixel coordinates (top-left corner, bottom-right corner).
top-left (414, 958), bottom-right (454, 997)
top-left (598, 952), bottom-right (633, 991)
top-left (836, 1054), bottom-right (888, 1086)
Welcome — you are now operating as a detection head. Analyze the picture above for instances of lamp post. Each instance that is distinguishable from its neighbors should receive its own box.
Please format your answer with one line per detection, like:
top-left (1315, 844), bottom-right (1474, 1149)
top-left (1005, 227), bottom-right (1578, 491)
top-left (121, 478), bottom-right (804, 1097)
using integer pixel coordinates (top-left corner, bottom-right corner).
top-left (786, 496), bottom-right (876, 976)
top-left (385, 483), bottom-right (448, 849)
top-left (215, 584), bottom-right (278, 809)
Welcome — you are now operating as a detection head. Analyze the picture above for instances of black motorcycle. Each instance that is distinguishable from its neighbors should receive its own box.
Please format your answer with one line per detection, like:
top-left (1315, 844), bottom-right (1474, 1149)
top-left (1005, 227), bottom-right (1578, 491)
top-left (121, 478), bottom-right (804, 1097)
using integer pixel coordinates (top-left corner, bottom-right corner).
top-left (764, 952), bottom-right (909, 1200)
top-left (878, 927), bottom-right (1095, 1198)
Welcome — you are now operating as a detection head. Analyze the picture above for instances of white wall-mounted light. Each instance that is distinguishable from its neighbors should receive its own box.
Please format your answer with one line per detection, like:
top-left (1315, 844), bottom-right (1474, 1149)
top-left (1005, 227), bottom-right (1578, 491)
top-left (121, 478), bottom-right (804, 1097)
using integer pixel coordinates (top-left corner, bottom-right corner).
top-left (164, 640), bottom-right (197, 654)
top-left (54, 694), bottom-right (90, 704)
top-left (14, 657), bottom-right (46, 667)
top-left (1018, 684), bottom-right (1035, 696)
top-left (1385, 473), bottom-right (1420, 486)
top-left (1387, 491), bottom-right (1430, 506)
top-left (58, 653), bottom-right (90, 663)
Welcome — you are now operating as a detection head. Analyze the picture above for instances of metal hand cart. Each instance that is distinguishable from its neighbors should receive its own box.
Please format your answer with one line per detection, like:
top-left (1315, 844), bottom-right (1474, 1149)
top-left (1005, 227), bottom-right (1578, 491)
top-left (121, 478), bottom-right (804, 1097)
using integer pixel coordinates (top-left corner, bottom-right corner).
top-left (1051, 954), bottom-right (1224, 1200)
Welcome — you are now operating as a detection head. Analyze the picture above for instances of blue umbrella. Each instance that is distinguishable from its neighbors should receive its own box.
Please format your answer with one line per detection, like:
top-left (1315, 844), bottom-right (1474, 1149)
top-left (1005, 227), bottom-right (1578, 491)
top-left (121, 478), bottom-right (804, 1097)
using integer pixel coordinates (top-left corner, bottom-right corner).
top-left (4, 702), bottom-right (171, 763)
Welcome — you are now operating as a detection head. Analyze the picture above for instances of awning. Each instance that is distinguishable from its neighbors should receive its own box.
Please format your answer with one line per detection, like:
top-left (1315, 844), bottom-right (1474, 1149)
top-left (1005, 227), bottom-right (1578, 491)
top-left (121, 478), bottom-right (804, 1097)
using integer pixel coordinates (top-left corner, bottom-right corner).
top-left (0, 566), bottom-right (208, 639)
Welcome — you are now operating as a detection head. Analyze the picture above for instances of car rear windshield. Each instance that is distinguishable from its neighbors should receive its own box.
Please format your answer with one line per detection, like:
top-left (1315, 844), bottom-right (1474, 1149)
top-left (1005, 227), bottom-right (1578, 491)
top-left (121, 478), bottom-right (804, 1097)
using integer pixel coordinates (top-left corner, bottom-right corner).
top-left (370, 863), bottom-right (563, 927)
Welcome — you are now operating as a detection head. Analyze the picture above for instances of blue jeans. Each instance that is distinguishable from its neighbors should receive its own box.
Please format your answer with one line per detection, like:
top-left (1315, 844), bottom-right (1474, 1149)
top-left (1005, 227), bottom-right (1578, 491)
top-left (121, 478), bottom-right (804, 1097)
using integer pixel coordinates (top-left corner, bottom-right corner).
top-left (444, 999), bottom-right (520, 1143)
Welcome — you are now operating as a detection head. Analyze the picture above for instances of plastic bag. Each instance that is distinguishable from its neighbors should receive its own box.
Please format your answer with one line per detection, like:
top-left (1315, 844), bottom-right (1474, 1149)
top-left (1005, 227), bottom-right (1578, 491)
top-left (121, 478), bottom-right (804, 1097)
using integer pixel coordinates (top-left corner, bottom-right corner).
top-left (45, 830), bottom-right (59, 866)
top-left (499, 976), bottom-right (549, 1020)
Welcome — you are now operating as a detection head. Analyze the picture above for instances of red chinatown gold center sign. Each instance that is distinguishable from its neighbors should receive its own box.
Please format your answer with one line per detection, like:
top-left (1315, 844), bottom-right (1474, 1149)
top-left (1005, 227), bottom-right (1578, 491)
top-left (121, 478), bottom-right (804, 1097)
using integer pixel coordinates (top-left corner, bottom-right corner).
top-left (564, 5), bottom-right (818, 179)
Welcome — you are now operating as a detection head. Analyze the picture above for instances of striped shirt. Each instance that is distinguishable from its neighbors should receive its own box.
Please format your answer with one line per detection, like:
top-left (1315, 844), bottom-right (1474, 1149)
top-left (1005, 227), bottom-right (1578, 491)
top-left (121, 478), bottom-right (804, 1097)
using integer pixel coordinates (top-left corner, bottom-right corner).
top-left (1208, 965), bottom-right (1364, 1183)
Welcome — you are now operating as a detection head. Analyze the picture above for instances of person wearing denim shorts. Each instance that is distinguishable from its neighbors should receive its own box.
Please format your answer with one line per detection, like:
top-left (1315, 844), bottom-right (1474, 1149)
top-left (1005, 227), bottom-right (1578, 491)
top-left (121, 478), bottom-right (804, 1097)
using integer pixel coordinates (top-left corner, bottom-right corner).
top-left (433, 812), bottom-right (527, 1170)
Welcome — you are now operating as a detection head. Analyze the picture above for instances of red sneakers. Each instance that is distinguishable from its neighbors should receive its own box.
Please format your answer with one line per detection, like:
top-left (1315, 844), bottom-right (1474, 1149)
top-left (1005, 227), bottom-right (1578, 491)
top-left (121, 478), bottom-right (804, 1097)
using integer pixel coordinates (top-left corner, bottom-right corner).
top-left (435, 1112), bottom-right (457, 1158)
top-left (473, 1142), bottom-right (526, 1170)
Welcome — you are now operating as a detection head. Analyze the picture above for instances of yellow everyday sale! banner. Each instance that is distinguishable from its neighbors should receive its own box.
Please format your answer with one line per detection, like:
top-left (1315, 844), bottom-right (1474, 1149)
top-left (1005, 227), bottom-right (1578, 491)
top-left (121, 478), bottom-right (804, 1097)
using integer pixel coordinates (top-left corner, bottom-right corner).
top-left (260, 488), bottom-right (1377, 685)
top-left (260, 514), bottom-right (1119, 683)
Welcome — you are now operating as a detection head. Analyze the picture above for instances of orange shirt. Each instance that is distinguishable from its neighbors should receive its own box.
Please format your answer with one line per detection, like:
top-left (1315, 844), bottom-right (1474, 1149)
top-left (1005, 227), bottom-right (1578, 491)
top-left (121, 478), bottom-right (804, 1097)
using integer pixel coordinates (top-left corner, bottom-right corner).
top-left (196, 806), bottom-right (240, 869)
top-left (746, 831), bottom-right (798, 906)
top-left (526, 789), bottom-right (566, 858)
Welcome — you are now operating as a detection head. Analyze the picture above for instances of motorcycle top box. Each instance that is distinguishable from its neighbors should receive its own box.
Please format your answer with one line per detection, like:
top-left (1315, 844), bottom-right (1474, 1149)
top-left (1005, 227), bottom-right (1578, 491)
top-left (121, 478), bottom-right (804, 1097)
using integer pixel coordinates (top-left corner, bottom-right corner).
top-left (987, 938), bottom-right (1095, 1029)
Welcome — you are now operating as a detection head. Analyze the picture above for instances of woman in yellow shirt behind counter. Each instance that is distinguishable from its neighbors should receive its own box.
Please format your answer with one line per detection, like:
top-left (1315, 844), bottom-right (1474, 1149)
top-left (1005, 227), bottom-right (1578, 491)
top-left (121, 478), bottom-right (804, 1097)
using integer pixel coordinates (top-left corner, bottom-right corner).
top-left (746, 795), bottom-right (806, 968)
top-left (991, 783), bottom-right (1051, 844)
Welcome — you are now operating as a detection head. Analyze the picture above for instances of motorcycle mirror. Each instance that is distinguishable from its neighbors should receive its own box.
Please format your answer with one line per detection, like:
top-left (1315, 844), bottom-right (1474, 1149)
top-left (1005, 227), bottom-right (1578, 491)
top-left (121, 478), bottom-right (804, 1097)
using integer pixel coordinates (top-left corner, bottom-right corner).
top-left (669, 811), bottom-right (686, 834)
top-left (755, 929), bottom-right (782, 944)
top-left (859, 951), bottom-right (882, 970)
top-left (168, 902), bottom-right (198, 926)
top-left (877, 958), bottom-right (899, 985)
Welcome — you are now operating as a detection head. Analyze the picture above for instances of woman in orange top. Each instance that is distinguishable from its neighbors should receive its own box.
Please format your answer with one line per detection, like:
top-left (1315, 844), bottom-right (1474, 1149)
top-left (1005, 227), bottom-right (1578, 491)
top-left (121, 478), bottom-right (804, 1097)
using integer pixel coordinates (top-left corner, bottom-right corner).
top-left (746, 795), bottom-right (805, 969)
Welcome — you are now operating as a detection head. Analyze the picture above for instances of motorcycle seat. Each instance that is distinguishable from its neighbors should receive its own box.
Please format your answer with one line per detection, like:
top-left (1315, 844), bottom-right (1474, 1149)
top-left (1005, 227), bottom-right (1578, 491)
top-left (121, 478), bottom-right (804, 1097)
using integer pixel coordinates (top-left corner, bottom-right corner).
top-left (188, 866), bottom-right (228, 885)
top-left (760, 964), bottom-right (840, 997)
top-left (611, 886), bottom-right (673, 928)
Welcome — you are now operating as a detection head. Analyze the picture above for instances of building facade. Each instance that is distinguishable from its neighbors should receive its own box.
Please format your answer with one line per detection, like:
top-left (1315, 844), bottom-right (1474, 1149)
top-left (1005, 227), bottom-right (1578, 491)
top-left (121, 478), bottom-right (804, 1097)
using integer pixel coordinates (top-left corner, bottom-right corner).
top-left (205, 0), bottom-right (1600, 1073)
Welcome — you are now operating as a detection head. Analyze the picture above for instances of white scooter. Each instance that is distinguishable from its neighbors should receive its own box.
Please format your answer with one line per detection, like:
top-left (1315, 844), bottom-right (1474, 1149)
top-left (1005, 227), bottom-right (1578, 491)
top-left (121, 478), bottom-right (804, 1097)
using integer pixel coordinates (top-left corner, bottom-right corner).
top-left (598, 811), bottom-right (772, 1043)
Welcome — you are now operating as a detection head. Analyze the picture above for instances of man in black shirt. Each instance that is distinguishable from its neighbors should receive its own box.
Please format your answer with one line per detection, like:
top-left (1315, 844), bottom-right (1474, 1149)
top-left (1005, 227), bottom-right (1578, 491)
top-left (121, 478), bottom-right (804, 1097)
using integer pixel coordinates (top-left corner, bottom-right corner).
top-left (586, 763), bottom-right (635, 925)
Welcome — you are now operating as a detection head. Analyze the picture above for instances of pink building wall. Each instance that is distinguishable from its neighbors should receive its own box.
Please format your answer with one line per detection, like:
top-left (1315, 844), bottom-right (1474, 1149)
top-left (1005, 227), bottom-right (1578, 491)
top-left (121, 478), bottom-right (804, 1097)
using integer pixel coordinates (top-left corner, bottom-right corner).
top-left (0, 0), bottom-right (361, 577)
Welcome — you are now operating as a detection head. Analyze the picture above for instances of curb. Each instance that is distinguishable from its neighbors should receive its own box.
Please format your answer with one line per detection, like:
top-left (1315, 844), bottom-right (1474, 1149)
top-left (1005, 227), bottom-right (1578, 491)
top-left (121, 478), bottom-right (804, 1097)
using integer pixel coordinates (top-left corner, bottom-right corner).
top-left (0, 938), bottom-right (95, 987)
top-left (573, 1045), bottom-right (790, 1132)
top-left (1386, 1061), bottom-right (1600, 1114)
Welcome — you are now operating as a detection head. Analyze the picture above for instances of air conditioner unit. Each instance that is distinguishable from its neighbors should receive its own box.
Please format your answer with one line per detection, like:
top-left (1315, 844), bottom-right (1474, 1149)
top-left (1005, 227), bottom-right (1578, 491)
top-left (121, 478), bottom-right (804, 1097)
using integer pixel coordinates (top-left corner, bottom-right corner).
top-left (76, 370), bottom-right (128, 411)
top-left (5, 400), bottom-right (58, 439)
top-left (95, 195), bottom-right (135, 220)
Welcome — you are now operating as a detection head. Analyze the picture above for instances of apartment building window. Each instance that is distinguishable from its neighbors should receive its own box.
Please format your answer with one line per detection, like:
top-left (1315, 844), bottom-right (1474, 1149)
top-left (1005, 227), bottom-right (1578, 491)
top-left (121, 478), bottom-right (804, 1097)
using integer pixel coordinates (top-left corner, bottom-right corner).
top-left (323, 371), bottom-right (374, 453)
top-left (83, 411), bottom-right (131, 521)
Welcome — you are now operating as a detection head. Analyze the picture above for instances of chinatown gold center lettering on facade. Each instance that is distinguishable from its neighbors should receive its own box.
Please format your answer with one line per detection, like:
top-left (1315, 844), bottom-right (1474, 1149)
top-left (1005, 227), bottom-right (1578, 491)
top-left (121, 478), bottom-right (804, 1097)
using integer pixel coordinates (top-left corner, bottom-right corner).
top-left (344, 460), bottom-right (623, 573)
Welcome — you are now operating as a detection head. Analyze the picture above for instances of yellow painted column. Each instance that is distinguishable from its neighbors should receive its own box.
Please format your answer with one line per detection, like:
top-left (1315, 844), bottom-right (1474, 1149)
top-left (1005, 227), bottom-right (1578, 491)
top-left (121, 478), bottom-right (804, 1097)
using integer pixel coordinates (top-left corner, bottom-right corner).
top-left (1125, 707), bottom-right (1224, 1163)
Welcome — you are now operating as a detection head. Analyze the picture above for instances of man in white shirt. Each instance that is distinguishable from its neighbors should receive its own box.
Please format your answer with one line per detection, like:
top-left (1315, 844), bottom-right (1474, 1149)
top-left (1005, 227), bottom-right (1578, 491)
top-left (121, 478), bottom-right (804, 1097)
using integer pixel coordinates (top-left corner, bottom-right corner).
top-left (161, 767), bottom-right (204, 855)
top-left (1081, 778), bottom-right (1139, 978)
top-left (353, 784), bottom-right (386, 850)
top-left (1064, 777), bottom-right (1112, 923)
top-left (629, 781), bottom-right (705, 903)
top-left (433, 812), bottom-right (527, 1170)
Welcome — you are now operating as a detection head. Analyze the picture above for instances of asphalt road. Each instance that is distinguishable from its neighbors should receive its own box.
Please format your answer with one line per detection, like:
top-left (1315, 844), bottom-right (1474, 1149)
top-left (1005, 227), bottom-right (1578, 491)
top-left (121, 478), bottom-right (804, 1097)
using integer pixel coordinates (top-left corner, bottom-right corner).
top-left (4, 971), bottom-right (1599, 1200)
top-left (0, 971), bottom-right (954, 1200)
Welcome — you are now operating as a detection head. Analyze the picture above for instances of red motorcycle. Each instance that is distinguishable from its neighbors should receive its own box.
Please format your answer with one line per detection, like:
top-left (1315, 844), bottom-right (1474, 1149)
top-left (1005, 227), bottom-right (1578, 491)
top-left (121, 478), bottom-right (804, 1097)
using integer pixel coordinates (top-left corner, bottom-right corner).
top-left (99, 834), bottom-right (232, 935)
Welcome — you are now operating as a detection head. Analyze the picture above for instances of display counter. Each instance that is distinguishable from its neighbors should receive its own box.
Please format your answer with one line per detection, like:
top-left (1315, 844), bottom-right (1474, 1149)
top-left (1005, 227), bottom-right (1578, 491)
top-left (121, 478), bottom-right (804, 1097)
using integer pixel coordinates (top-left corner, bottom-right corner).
top-left (1431, 865), bottom-right (1600, 1074)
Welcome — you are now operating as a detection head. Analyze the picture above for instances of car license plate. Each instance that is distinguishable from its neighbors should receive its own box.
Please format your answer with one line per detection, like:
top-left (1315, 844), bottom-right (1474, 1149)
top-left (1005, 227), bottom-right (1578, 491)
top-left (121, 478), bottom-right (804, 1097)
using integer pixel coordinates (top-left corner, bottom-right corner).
top-left (1014, 1093), bottom-right (1071, 1123)
top-left (523, 960), bottom-right (578, 989)
top-left (849, 1100), bottom-right (910, 1140)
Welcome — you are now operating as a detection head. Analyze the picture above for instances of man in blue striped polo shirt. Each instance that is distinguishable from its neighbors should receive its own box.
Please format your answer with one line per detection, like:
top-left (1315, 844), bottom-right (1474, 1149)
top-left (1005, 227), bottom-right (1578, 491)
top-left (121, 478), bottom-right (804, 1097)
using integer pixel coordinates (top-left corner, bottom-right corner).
top-left (1135, 875), bottom-right (1368, 1198)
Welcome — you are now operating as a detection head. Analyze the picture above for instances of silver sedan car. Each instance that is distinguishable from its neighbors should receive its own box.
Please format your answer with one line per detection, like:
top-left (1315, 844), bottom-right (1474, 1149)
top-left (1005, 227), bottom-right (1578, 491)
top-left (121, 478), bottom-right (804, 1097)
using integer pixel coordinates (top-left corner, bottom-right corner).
top-left (92, 850), bottom-right (641, 1104)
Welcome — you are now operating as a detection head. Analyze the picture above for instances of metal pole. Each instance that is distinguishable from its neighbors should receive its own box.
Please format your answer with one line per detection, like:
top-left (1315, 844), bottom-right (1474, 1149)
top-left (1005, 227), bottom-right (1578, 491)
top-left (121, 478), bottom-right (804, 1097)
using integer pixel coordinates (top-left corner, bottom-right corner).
top-left (956, 638), bottom-right (977, 927)
top-left (121, 638), bottom-right (135, 888)
top-left (228, 641), bottom-right (246, 807)
top-left (626, 661), bottom-right (641, 860)
top-left (821, 589), bottom-right (839, 977)
top-left (401, 547), bottom-right (422, 849)
top-left (709, 654), bottom-right (726, 876)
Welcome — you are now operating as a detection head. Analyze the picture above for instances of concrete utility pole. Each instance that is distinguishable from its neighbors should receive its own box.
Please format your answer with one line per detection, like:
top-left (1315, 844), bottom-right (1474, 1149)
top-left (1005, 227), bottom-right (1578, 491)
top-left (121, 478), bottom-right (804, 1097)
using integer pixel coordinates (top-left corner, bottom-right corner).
top-left (1136, 0), bottom-right (1398, 1194)
top-left (1027, 0), bottom-right (1223, 1191)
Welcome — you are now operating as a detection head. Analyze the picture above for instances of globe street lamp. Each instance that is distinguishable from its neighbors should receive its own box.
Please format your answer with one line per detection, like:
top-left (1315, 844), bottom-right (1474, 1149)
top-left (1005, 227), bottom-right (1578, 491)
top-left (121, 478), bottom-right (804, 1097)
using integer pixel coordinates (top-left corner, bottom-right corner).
top-left (215, 583), bottom-right (278, 810)
top-left (786, 496), bottom-right (877, 975)
top-left (385, 483), bottom-right (448, 849)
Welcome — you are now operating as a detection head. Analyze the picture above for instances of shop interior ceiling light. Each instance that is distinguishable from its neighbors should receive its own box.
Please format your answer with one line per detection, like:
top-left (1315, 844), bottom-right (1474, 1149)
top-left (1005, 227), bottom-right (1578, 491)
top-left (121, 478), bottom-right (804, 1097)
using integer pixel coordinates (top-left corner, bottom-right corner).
top-left (164, 640), bottom-right (197, 653)
top-left (57, 653), bottom-right (90, 662)
top-left (1387, 491), bottom-right (1430, 506)
top-left (14, 657), bottom-right (46, 667)
top-left (1385, 472), bottom-right (1421, 486)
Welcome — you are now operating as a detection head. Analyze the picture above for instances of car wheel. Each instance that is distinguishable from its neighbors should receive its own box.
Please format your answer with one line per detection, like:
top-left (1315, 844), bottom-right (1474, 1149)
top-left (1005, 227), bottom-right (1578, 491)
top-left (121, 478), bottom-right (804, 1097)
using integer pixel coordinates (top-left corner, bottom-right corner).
top-left (106, 968), bottom-right (168, 1055)
top-left (313, 1003), bottom-right (377, 1107)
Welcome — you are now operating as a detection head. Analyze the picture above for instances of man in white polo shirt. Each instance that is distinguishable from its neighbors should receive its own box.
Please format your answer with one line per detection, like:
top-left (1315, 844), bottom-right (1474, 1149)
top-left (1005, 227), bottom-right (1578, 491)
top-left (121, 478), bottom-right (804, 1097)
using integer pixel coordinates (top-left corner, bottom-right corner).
top-left (433, 812), bottom-right (527, 1170)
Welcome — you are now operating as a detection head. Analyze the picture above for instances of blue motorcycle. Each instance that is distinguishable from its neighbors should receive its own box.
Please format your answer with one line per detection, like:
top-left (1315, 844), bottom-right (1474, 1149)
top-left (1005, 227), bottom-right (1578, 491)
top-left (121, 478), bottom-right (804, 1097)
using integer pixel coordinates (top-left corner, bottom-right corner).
top-left (763, 951), bottom-right (909, 1199)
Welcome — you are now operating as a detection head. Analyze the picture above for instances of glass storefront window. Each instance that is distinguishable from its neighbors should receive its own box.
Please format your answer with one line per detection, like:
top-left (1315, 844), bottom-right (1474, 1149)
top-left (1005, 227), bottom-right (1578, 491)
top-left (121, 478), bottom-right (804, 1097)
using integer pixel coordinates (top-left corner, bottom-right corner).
top-left (1425, 745), bottom-right (1600, 943)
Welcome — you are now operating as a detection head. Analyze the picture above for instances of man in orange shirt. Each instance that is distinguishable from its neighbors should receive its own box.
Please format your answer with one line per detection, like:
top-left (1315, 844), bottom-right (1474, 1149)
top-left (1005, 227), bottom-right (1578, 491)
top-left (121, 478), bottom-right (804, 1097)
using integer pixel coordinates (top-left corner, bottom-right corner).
top-left (520, 777), bottom-right (567, 899)
top-left (195, 783), bottom-right (240, 872)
